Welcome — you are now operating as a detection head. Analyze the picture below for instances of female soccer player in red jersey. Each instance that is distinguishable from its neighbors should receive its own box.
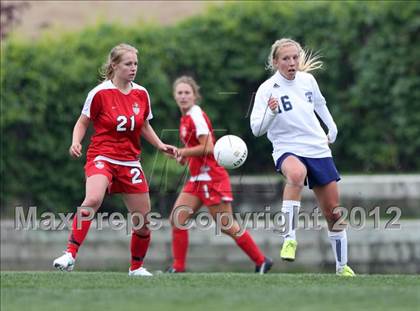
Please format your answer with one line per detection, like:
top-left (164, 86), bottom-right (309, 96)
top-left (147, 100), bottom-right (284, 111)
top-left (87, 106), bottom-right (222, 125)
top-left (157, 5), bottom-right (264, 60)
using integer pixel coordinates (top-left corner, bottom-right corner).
top-left (53, 43), bottom-right (176, 276)
top-left (167, 76), bottom-right (272, 273)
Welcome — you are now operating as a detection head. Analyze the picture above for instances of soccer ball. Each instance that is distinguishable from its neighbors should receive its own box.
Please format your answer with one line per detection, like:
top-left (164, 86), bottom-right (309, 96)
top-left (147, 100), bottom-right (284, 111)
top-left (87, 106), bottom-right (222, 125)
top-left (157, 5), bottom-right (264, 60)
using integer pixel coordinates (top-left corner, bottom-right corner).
top-left (213, 135), bottom-right (248, 169)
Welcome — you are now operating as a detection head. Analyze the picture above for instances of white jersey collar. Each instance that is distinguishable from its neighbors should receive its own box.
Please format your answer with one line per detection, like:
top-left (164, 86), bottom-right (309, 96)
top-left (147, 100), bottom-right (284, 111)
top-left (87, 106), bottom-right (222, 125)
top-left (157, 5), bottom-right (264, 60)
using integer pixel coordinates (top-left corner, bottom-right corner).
top-left (274, 71), bottom-right (297, 85)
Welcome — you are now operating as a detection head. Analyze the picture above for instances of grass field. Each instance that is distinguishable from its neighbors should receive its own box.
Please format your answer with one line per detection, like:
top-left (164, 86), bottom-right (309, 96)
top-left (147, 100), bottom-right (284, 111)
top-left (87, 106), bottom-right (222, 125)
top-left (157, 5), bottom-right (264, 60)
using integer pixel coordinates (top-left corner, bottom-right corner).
top-left (1, 272), bottom-right (419, 311)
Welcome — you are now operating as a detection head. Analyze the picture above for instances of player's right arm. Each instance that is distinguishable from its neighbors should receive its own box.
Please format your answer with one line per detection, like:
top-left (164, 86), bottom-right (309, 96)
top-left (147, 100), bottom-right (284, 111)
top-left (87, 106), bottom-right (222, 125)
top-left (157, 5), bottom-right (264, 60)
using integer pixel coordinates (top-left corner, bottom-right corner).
top-left (250, 85), bottom-right (278, 137)
top-left (178, 134), bottom-right (214, 158)
top-left (69, 114), bottom-right (90, 158)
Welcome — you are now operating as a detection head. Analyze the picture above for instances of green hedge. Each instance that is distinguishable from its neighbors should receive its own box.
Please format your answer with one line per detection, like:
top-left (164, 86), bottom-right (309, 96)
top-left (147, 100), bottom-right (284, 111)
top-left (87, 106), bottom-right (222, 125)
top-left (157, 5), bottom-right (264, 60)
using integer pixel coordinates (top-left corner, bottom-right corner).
top-left (1, 1), bottom-right (419, 214)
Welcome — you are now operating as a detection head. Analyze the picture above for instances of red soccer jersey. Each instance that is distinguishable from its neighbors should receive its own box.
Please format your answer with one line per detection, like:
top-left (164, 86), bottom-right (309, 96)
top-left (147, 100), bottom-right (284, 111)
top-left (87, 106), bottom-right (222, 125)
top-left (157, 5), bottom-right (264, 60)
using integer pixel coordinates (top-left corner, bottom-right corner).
top-left (179, 105), bottom-right (228, 181)
top-left (81, 80), bottom-right (152, 162)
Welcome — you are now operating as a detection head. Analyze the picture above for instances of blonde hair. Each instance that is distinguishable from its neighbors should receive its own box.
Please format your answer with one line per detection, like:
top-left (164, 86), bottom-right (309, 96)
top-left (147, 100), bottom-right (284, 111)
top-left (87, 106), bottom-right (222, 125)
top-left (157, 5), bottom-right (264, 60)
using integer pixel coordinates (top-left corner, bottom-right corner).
top-left (173, 75), bottom-right (202, 101)
top-left (266, 38), bottom-right (323, 73)
top-left (100, 43), bottom-right (138, 81)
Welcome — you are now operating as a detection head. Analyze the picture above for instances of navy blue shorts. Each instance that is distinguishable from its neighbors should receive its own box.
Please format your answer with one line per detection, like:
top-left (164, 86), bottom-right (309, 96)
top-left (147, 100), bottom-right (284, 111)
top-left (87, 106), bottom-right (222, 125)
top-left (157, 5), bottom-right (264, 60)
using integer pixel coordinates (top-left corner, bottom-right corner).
top-left (275, 152), bottom-right (341, 189)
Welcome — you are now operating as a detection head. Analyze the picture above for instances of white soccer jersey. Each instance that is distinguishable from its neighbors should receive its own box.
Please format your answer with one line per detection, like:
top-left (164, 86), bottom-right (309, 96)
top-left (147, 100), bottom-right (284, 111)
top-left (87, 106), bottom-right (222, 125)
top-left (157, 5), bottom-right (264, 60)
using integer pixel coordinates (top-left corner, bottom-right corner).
top-left (250, 71), bottom-right (337, 163)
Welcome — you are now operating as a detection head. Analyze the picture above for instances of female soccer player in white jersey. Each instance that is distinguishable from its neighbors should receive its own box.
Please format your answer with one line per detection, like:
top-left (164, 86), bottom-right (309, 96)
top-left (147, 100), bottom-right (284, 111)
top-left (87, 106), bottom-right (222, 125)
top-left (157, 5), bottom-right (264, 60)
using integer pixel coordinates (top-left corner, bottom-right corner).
top-left (167, 76), bottom-right (272, 274)
top-left (53, 43), bottom-right (177, 276)
top-left (250, 38), bottom-right (355, 276)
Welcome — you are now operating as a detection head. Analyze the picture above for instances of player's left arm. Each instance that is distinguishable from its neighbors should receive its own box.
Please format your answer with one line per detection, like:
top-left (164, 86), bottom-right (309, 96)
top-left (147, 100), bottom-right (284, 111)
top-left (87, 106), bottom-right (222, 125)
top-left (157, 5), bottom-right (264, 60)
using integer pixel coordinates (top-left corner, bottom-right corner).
top-left (315, 104), bottom-right (338, 144)
top-left (311, 75), bottom-right (338, 144)
top-left (141, 120), bottom-right (177, 156)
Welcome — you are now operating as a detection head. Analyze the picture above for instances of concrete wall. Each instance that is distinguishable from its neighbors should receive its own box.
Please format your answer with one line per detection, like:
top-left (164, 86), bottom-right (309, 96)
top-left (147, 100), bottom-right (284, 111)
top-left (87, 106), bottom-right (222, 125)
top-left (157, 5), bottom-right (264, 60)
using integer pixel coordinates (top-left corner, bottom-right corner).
top-left (2, 174), bottom-right (419, 273)
top-left (2, 219), bottom-right (419, 274)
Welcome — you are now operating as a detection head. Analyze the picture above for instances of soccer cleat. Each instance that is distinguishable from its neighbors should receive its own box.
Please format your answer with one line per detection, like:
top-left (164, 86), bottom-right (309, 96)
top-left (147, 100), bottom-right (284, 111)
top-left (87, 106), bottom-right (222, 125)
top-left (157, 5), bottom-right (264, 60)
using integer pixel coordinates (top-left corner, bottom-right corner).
top-left (280, 239), bottom-right (297, 261)
top-left (166, 266), bottom-right (185, 273)
top-left (128, 266), bottom-right (153, 277)
top-left (255, 257), bottom-right (273, 274)
top-left (53, 251), bottom-right (75, 272)
top-left (336, 265), bottom-right (356, 277)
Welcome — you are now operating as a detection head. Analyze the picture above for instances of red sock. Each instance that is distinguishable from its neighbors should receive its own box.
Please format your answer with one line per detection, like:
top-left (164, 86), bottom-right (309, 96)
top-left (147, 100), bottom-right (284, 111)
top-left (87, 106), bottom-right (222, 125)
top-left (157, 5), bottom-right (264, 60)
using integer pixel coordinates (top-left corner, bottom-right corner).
top-left (172, 227), bottom-right (188, 272)
top-left (130, 232), bottom-right (151, 271)
top-left (67, 214), bottom-right (92, 259)
top-left (234, 231), bottom-right (265, 265)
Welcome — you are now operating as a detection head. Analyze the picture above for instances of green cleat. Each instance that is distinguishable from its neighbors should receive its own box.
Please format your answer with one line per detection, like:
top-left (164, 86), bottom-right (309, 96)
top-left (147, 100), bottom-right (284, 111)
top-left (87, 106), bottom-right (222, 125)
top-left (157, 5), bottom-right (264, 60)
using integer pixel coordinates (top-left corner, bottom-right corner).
top-left (337, 265), bottom-right (356, 277)
top-left (280, 239), bottom-right (297, 261)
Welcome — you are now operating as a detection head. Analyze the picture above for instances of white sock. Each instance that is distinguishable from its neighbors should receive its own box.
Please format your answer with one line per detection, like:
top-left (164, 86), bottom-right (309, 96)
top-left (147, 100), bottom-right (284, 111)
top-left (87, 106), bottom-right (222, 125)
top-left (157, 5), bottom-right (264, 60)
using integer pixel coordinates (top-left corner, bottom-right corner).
top-left (328, 230), bottom-right (348, 271)
top-left (282, 200), bottom-right (300, 241)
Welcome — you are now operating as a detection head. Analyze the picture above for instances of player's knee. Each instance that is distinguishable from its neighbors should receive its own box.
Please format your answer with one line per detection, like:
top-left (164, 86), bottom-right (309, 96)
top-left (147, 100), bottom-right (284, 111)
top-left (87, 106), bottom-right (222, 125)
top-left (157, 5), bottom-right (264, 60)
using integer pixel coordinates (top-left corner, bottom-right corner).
top-left (133, 227), bottom-right (150, 237)
top-left (78, 207), bottom-right (94, 217)
top-left (221, 222), bottom-right (241, 237)
top-left (324, 207), bottom-right (342, 227)
top-left (286, 170), bottom-right (306, 186)
top-left (82, 196), bottom-right (103, 209)
top-left (169, 212), bottom-right (180, 227)
top-left (170, 205), bottom-right (192, 227)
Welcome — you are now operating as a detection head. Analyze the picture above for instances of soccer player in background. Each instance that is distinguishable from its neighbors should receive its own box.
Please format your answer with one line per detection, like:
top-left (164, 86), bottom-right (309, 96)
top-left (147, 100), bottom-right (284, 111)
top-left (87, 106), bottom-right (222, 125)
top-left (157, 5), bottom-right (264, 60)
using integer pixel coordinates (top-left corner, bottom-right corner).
top-left (53, 43), bottom-right (176, 276)
top-left (167, 76), bottom-right (272, 273)
top-left (250, 38), bottom-right (355, 276)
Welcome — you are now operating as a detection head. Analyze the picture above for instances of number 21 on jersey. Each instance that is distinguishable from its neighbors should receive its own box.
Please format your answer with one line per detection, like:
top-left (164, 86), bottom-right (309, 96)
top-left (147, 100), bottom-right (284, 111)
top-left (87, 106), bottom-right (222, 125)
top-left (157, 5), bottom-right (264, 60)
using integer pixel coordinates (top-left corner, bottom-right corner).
top-left (116, 115), bottom-right (135, 131)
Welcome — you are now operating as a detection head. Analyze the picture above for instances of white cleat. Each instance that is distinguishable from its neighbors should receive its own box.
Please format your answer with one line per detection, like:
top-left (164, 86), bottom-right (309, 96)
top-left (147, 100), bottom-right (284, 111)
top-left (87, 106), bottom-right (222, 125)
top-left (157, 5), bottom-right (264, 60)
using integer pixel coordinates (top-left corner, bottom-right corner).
top-left (53, 252), bottom-right (75, 272)
top-left (128, 267), bottom-right (153, 277)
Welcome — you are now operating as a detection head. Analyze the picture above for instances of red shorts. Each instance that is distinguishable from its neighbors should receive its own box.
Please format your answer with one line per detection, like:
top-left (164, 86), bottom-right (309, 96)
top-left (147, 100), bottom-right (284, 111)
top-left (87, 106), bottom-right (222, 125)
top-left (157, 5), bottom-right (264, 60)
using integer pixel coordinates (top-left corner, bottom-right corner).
top-left (84, 160), bottom-right (149, 194)
top-left (182, 177), bottom-right (233, 206)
